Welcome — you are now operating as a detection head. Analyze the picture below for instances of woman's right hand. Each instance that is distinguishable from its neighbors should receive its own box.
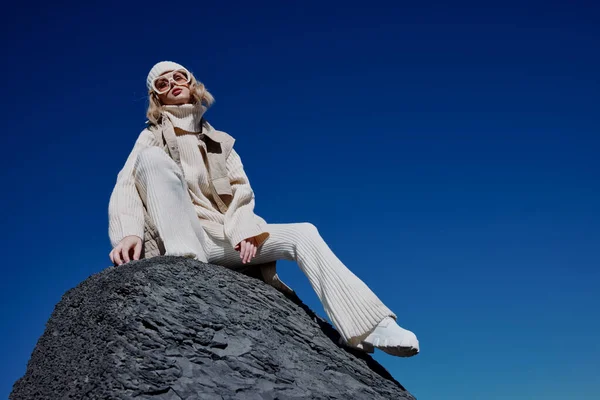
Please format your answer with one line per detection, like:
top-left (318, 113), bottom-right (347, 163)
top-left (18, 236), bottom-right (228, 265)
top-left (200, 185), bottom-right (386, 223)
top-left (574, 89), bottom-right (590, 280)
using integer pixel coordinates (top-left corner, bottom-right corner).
top-left (110, 235), bottom-right (142, 266)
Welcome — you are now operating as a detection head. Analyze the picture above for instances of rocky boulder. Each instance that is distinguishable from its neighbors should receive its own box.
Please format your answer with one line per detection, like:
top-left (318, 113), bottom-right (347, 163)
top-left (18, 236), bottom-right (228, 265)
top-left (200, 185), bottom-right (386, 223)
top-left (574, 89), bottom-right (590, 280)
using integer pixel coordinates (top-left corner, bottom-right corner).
top-left (10, 256), bottom-right (415, 399)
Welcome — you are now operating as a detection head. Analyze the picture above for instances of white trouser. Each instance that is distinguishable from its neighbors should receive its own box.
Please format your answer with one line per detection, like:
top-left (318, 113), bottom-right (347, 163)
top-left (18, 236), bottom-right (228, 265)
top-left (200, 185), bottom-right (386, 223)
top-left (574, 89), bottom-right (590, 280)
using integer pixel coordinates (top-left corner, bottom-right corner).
top-left (134, 146), bottom-right (396, 346)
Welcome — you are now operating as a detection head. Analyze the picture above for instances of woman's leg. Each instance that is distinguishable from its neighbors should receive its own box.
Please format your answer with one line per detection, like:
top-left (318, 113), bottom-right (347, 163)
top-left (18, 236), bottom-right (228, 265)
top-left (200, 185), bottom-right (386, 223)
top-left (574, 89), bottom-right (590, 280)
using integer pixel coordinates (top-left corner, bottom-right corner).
top-left (134, 147), bottom-right (211, 262)
top-left (207, 222), bottom-right (397, 347)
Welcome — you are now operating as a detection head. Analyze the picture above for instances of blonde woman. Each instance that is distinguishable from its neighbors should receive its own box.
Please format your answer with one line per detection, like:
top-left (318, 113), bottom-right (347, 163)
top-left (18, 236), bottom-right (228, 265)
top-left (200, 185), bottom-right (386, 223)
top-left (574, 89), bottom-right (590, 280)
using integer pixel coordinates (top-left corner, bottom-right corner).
top-left (108, 61), bottom-right (420, 358)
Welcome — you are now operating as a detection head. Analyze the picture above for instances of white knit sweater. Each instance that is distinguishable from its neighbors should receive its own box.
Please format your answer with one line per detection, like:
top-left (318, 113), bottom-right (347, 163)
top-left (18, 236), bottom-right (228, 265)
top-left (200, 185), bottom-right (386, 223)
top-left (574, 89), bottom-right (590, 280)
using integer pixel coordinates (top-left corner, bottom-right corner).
top-left (108, 103), bottom-right (270, 250)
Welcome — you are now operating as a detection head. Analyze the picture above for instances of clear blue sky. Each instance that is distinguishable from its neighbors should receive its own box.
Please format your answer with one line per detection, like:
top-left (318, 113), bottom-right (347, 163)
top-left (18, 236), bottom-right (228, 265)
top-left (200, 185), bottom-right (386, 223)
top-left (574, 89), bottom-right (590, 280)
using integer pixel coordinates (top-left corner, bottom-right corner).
top-left (1, 1), bottom-right (598, 399)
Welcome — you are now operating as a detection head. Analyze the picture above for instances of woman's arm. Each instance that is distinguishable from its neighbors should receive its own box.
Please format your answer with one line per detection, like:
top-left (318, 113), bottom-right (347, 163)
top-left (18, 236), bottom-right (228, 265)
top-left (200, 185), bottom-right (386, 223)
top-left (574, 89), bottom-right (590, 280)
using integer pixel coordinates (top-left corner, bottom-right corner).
top-left (223, 148), bottom-right (270, 250)
top-left (108, 128), bottom-right (159, 248)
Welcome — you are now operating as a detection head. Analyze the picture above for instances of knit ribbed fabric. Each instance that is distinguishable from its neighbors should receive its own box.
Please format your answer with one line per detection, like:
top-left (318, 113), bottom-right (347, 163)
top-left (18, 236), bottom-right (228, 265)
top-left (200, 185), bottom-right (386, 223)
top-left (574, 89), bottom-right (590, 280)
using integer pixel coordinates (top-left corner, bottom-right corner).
top-left (162, 103), bottom-right (205, 132)
top-left (108, 109), bottom-right (270, 250)
top-left (114, 145), bottom-right (396, 345)
top-left (207, 223), bottom-right (398, 346)
top-left (108, 128), bottom-right (160, 246)
top-left (133, 147), bottom-right (211, 260)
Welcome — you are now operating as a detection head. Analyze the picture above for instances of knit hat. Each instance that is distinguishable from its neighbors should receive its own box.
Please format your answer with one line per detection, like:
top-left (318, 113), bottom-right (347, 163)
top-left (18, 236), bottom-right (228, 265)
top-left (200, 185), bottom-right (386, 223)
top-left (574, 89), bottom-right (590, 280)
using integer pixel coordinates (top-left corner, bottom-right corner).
top-left (146, 61), bottom-right (187, 91)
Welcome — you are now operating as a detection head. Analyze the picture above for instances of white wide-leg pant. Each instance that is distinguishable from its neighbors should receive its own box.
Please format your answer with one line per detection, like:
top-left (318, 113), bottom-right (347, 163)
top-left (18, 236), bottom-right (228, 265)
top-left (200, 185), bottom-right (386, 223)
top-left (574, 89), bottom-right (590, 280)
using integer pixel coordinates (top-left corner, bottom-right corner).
top-left (134, 147), bottom-right (397, 346)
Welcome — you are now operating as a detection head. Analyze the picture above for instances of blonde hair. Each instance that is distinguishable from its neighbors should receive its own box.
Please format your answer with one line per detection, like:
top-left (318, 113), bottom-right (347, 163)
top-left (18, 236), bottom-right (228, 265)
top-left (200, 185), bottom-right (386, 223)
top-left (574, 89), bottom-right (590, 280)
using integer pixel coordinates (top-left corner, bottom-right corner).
top-left (146, 71), bottom-right (215, 126)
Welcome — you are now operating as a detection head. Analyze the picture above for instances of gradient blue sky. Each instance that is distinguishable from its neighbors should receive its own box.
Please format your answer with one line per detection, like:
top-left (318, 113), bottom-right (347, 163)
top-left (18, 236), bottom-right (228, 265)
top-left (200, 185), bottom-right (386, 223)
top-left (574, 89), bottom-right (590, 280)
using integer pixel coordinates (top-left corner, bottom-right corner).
top-left (1, 1), bottom-right (599, 399)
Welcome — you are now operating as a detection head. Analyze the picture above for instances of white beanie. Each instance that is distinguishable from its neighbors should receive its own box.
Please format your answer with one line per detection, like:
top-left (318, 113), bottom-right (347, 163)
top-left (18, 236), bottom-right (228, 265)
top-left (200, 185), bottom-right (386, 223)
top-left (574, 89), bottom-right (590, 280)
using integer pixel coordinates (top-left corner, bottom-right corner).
top-left (146, 61), bottom-right (186, 91)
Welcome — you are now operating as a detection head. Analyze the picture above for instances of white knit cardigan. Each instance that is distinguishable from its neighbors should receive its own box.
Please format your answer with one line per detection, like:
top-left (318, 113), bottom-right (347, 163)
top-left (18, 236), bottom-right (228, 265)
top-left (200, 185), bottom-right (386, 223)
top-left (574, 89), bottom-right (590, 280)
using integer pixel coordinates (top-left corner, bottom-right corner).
top-left (108, 112), bottom-right (292, 294)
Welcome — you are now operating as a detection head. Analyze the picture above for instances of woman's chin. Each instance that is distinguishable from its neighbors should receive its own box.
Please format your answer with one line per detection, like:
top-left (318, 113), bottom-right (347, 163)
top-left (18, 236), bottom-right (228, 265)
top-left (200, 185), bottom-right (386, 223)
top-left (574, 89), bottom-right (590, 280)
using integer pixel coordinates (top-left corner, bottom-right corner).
top-left (165, 97), bottom-right (190, 105)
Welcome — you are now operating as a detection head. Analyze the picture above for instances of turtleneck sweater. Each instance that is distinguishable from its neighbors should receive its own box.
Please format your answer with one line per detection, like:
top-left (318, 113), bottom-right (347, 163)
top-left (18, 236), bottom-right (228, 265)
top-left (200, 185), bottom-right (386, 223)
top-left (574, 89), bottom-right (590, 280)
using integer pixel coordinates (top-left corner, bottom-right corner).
top-left (108, 103), bottom-right (269, 249)
top-left (162, 102), bottom-right (205, 133)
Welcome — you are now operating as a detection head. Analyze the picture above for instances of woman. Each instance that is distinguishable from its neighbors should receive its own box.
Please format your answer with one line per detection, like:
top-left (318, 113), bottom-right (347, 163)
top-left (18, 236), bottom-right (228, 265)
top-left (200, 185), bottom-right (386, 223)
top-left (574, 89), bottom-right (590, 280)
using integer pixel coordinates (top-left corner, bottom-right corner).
top-left (108, 61), bottom-right (419, 358)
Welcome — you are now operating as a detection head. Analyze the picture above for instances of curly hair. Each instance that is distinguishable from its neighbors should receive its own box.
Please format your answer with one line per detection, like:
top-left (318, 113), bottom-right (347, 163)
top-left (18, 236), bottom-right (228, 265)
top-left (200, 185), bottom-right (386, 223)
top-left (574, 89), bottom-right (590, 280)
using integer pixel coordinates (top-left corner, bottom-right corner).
top-left (146, 71), bottom-right (215, 126)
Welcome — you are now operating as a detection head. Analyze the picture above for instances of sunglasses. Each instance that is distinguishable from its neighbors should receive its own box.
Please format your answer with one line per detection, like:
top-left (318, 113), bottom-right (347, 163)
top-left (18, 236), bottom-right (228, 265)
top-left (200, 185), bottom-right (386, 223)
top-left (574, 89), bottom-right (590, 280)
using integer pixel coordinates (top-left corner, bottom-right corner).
top-left (152, 68), bottom-right (191, 94)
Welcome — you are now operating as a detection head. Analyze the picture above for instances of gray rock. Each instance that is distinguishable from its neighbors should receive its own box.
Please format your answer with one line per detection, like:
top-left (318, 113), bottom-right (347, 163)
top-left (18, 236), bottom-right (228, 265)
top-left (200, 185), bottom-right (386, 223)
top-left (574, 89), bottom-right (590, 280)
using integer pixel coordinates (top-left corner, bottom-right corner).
top-left (10, 256), bottom-right (416, 400)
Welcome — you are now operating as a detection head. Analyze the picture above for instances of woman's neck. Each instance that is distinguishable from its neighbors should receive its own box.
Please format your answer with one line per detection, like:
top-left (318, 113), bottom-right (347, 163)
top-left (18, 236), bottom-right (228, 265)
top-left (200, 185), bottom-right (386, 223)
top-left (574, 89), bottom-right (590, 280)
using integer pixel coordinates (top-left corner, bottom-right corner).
top-left (161, 102), bottom-right (206, 133)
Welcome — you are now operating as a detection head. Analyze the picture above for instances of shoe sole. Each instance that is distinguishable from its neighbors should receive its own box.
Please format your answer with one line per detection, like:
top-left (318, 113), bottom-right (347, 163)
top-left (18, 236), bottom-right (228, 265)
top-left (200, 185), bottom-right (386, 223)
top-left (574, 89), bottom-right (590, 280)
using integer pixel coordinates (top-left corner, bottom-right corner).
top-left (379, 345), bottom-right (419, 357)
top-left (365, 337), bottom-right (420, 357)
top-left (339, 339), bottom-right (418, 357)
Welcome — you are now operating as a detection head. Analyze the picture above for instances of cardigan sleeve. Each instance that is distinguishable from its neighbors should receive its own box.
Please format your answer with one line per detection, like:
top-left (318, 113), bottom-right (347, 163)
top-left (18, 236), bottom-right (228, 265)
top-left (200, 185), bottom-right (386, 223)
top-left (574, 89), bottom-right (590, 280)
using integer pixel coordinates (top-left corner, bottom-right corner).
top-left (108, 128), bottom-right (160, 248)
top-left (223, 148), bottom-right (270, 249)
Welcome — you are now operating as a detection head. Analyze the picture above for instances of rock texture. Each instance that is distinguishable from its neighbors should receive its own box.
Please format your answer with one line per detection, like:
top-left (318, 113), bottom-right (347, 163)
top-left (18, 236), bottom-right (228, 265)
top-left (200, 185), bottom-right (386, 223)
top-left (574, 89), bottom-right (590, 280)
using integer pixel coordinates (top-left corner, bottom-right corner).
top-left (11, 256), bottom-right (416, 400)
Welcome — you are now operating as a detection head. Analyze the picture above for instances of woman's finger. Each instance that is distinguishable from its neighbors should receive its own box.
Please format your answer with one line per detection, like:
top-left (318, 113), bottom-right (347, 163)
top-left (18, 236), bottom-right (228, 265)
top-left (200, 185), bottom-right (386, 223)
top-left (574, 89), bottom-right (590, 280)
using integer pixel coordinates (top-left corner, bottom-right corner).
top-left (246, 243), bottom-right (253, 264)
top-left (133, 240), bottom-right (142, 261)
top-left (240, 240), bottom-right (247, 261)
top-left (123, 245), bottom-right (131, 263)
top-left (244, 241), bottom-right (251, 263)
top-left (114, 246), bottom-right (123, 266)
top-left (109, 249), bottom-right (114, 264)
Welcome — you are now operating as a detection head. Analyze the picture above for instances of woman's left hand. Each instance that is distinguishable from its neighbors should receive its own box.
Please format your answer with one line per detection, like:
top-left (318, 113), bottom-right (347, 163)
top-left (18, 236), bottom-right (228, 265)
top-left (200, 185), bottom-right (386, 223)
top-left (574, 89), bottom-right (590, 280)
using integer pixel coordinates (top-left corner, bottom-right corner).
top-left (235, 236), bottom-right (259, 264)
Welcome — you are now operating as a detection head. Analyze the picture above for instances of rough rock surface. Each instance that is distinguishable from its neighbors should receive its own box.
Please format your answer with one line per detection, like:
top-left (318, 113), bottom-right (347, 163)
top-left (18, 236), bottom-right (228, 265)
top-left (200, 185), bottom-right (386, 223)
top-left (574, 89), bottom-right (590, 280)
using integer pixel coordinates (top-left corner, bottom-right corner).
top-left (11, 256), bottom-right (416, 400)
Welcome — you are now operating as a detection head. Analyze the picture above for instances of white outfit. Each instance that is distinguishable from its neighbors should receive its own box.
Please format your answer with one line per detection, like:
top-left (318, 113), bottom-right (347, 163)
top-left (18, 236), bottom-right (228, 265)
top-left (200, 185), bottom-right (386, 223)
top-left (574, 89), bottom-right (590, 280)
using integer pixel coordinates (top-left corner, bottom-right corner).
top-left (109, 103), bottom-right (399, 347)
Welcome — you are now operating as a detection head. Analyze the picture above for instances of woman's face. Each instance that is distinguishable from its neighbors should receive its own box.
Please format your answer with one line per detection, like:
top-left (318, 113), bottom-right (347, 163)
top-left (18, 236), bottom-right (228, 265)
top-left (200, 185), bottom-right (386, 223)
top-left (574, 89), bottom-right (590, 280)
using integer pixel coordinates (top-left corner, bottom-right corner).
top-left (155, 70), bottom-right (192, 105)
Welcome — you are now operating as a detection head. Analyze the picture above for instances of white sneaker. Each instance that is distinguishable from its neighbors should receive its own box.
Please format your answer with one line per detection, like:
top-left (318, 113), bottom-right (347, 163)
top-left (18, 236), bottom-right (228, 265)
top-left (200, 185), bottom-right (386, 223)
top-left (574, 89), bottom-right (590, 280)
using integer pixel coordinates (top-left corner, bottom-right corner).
top-left (363, 317), bottom-right (420, 357)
